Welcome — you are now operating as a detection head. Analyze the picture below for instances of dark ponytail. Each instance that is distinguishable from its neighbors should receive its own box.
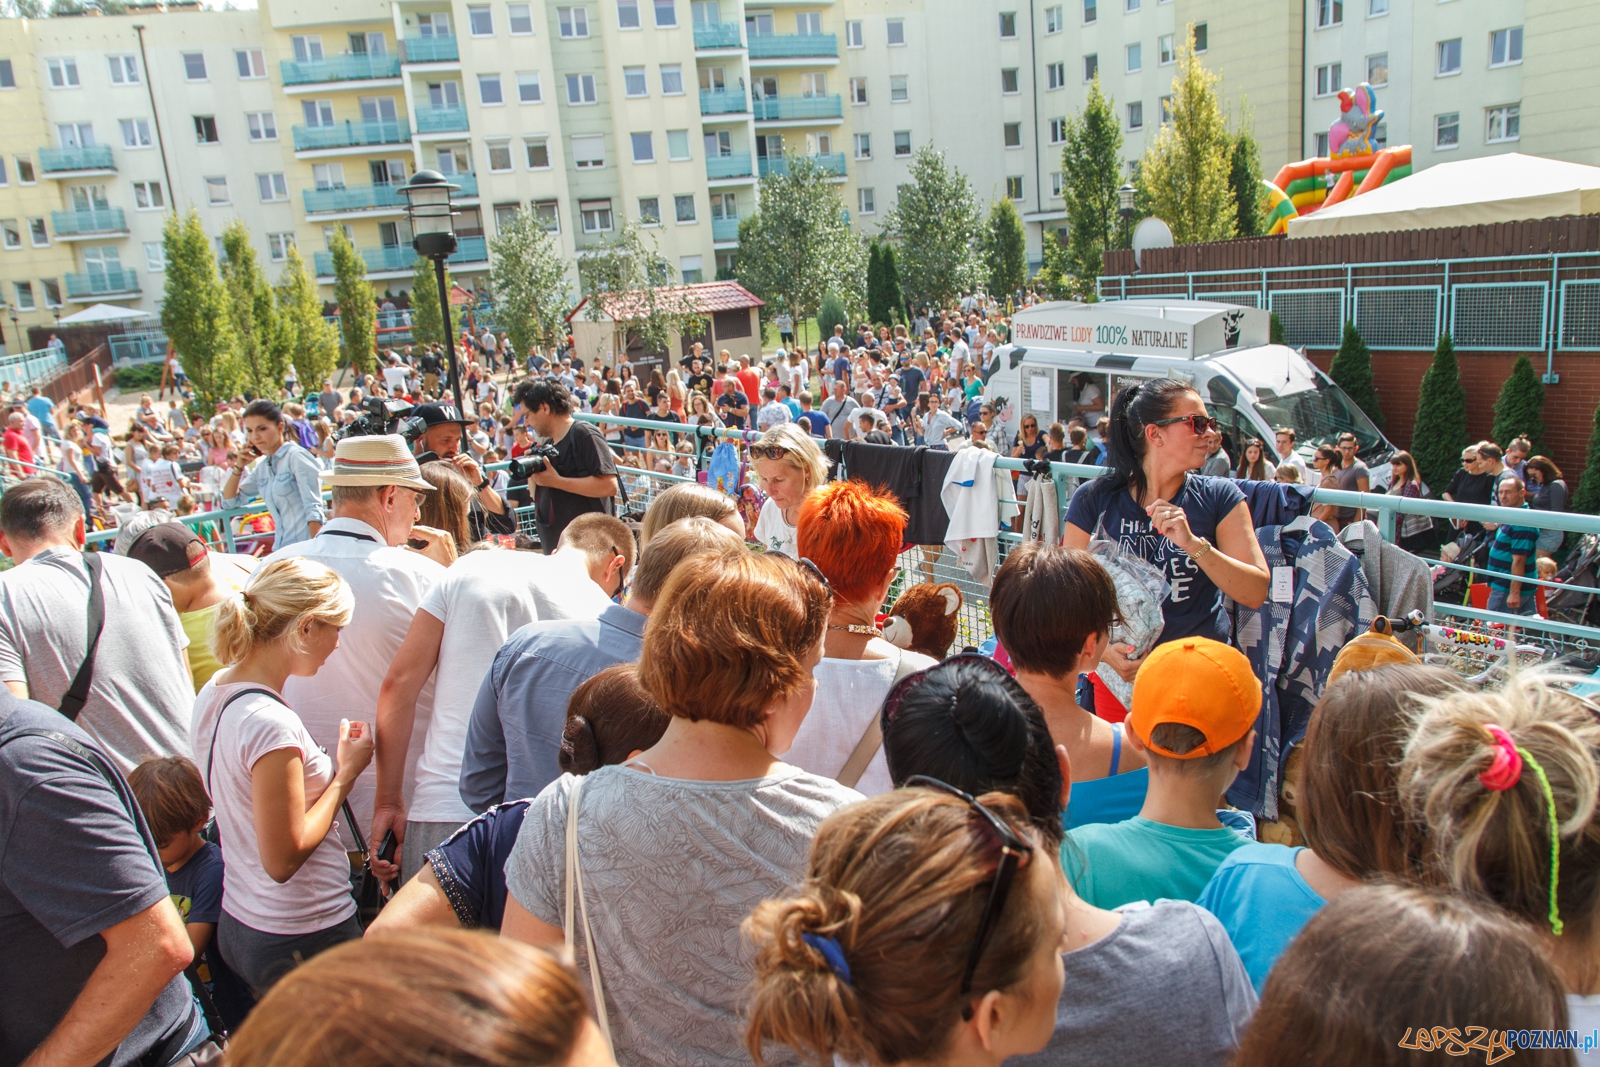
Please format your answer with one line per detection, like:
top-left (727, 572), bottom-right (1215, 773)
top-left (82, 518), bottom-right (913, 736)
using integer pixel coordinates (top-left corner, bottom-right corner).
top-left (1105, 377), bottom-right (1199, 503)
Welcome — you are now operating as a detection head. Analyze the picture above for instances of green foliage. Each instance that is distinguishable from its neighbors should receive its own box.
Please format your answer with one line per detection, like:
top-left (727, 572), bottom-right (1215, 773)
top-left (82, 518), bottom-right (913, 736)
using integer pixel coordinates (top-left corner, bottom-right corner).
top-left (817, 292), bottom-right (848, 340)
top-left (883, 145), bottom-right (982, 307)
top-left (490, 208), bottom-right (570, 357)
top-left (1033, 230), bottom-right (1078, 302)
top-left (865, 242), bottom-right (885, 324)
top-left (276, 245), bottom-right (339, 391)
top-left (866, 241), bottom-right (904, 326)
top-left (4, 0), bottom-right (45, 16)
top-left (220, 220), bottom-right (288, 399)
top-left (983, 198), bottom-right (1027, 300)
top-left (880, 245), bottom-right (904, 321)
top-left (1228, 123), bottom-right (1264, 238)
top-left (736, 156), bottom-right (865, 326)
top-left (1061, 76), bottom-right (1123, 296)
top-left (329, 231), bottom-right (376, 375)
top-left (581, 220), bottom-right (706, 356)
top-left (1329, 321), bottom-right (1384, 428)
top-left (1269, 312), bottom-right (1286, 345)
top-left (160, 209), bottom-right (239, 404)
top-left (115, 363), bottom-right (164, 389)
top-left (1575, 403), bottom-right (1600, 515)
top-left (1137, 28), bottom-right (1237, 245)
top-left (1411, 333), bottom-right (1471, 494)
top-left (408, 257), bottom-right (448, 349)
top-left (1491, 354), bottom-right (1548, 460)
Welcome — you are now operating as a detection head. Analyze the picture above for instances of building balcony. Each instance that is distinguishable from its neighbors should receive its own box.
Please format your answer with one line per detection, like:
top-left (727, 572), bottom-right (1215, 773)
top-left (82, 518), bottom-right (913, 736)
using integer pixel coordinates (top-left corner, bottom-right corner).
top-left (693, 21), bottom-right (743, 49)
top-left (449, 234), bottom-right (488, 265)
top-left (415, 105), bottom-right (469, 134)
top-left (293, 120), bottom-right (412, 152)
top-left (313, 234), bottom-right (487, 278)
top-left (758, 152), bottom-right (847, 178)
top-left (280, 53), bottom-right (402, 86)
top-left (712, 216), bottom-right (740, 243)
top-left (38, 144), bottom-right (116, 175)
top-left (748, 32), bottom-right (837, 59)
top-left (753, 93), bottom-right (842, 121)
top-left (65, 269), bottom-right (141, 300)
top-left (402, 35), bottom-right (459, 63)
top-left (700, 89), bottom-right (747, 115)
top-left (706, 152), bottom-right (754, 180)
top-left (303, 183), bottom-right (407, 215)
top-left (51, 208), bottom-right (129, 238)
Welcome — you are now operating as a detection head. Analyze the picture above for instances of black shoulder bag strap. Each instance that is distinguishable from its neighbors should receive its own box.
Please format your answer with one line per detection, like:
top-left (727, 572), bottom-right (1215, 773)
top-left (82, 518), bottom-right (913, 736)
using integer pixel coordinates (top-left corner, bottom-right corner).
top-left (58, 551), bottom-right (106, 723)
top-left (203, 687), bottom-right (285, 797)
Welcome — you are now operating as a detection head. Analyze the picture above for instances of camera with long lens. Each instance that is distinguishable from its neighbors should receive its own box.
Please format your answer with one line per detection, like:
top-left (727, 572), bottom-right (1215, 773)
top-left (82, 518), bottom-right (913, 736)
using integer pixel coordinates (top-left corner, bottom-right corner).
top-left (334, 397), bottom-right (429, 444)
top-left (507, 443), bottom-right (561, 479)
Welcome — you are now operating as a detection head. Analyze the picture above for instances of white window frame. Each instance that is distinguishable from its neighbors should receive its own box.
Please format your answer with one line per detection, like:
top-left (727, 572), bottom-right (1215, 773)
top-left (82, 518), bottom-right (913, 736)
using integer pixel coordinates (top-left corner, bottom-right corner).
top-left (47, 58), bottom-right (81, 89)
top-left (182, 51), bottom-right (208, 81)
top-left (886, 18), bottom-right (905, 46)
top-left (559, 7), bottom-right (591, 37)
top-left (890, 74), bottom-right (908, 102)
top-left (467, 6), bottom-right (494, 36)
top-left (638, 196), bottom-right (661, 226)
top-left (205, 176), bottom-right (230, 205)
top-left (666, 129), bottom-right (691, 160)
top-left (1003, 121), bottom-right (1022, 148)
top-left (0, 219), bottom-right (20, 250)
top-left (132, 181), bottom-right (164, 210)
top-left (1048, 117), bottom-right (1067, 144)
top-left (1315, 62), bottom-right (1342, 98)
top-left (566, 73), bottom-right (598, 105)
top-left (1127, 101), bottom-right (1143, 130)
top-left (1437, 38), bottom-right (1462, 77)
top-left (120, 118), bottom-right (153, 149)
top-left (854, 132), bottom-right (871, 159)
top-left (998, 11), bottom-right (1017, 38)
top-left (257, 173), bottom-right (289, 202)
top-left (235, 49), bottom-right (266, 79)
top-left (1000, 68), bottom-right (1019, 94)
top-left (674, 193), bottom-right (697, 224)
top-left (1315, 0), bottom-right (1342, 29)
top-left (660, 63), bottom-right (684, 95)
top-left (858, 186), bottom-right (875, 214)
top-left (1367, 53), bottom-right (1388, 86)
top-left (525, 137), bottom-right (551, 169)
top-left (631, 131), bottom-right (655, 163)
top-left (15, 282), bottom-right (35, 310)
top-left (1485, 104), bottom-right (1520, 144)
top-left (508, 3), bottom-right (535, 35)
top-left (1005, 176), bottom-right (1023, 200)
top-left (479, 73), bottom-right (504, 105)
top-left (193, 115), bottom-right (220, 145)
top-left (517, 71), bottom-right (543, 103)
top-left (246, 112), bottom-right (278, 142)
top-left (845, 20), bottom-right (863, 47)
top-left (1158, 34), bottom-right (1174, 65)
top-left (1084, 53), bottom-right (1098, 81)
top-left (145, 242), bottom-right (166, 271)
top-left (849, 77), bottom-right (867, 105)
top-left (623, 65), bottom-right (647, 97)
top-left (28, 217), bottom-right (49, 247)
top-left (1490, 27), bottom-right (1523, 68)
top-left (679, 255), bottom-right (703, 284)
top-left (580, 200), bottom-right (613, 233)
top-left (267, 233), bottom-right (295, 263)
top-left (486, 139), bottom-right (514, 172)
top-left (617, 0), bottom-right (641, 29)
top-left (572, 134), bottom-right (606, 169)
top-left (1050, 172), bottom-right (1064, 198)
top-left (1126, 42), bottom-right (1141, 72)
top-left (654, 0), bottom-right (677, 27)
top-left (893, 130), bottom-right (911, 156)
top-left (108, 55), bottom-right (140, 84)
top-left (1434, 111), bottom-right (1460, 150)
top-left (1368, 0), bottom-right (1388, 15)
top-left (1045, 5), bottom-right (1063, 33)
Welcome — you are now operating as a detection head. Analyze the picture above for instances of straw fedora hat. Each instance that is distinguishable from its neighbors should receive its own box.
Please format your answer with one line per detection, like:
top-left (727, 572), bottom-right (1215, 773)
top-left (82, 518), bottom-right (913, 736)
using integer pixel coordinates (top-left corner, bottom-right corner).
top-left (321, 434), bottom-right (434, 491)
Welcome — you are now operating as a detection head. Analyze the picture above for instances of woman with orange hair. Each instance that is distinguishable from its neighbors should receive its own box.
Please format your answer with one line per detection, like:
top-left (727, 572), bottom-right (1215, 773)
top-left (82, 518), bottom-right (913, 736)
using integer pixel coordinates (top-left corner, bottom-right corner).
top-left (787, 479), bottom-right (939, 795)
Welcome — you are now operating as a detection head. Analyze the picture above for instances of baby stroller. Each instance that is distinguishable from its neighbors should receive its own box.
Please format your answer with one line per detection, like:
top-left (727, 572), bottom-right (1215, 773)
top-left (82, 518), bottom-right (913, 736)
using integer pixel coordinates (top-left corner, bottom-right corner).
top-left (1547, 533), bottom-right (1600, 627)
top-left (1431, 530), bottom-right (1491, 604)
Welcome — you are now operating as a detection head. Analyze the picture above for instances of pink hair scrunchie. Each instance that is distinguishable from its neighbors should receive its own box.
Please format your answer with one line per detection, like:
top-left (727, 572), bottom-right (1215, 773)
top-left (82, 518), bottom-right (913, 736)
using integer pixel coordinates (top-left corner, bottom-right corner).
top-left (1479, 724), bottom-right (1524, 792)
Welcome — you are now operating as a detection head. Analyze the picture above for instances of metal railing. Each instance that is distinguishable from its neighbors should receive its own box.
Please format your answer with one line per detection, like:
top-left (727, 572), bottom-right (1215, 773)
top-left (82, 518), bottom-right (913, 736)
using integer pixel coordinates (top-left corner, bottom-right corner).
top-left (706, 152), bottom-right (755, 180)
top-left (748, 32), bottom-right (837, 58)
top-left (415, 105), bottom-right (469, 133)
top-left (0, 347), bottom-right (69, 388)
top-left (108, 331), bottom-right (168, 365)
top-left (292, 119), bottom-right (412, 152)
top-left (693, 21), bottom-right (743, 49)
top-left (303, 182), bottom-right (409, 215)
top-left (38, 144), bottom-right (115, 173)
top-left (65, 269), bottom-right (140, 299)
top-left (402, 35), bottom-right (459, 63)
top-left (279, 53), bottom-right (401, 85)
top-left (51, 208), bottom-right (128, 237)
top-left (712, 216), bottom-right (741, 242)
top-left (753, 93), bottom-right (843, 120)
top-left (700, 89), bottom-right (748, 114)
top-left (758, 151), bottom-right (846, 177)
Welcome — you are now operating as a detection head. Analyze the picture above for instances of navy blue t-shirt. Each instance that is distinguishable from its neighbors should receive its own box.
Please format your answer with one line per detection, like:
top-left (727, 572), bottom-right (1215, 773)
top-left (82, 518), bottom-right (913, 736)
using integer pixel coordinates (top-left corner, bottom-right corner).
top-left (831, 354), bottom-right (850, 381)
top-left (166, 841), bottom-right (254, 1032)
top-left (1064, 474), bottom-right (1246, 645)
top-left (797, 410), bottom-right (831, 438)
top-left (427, 800), bottom-right (530, 930)
top-left (898, 365), bottom-right (927, 398)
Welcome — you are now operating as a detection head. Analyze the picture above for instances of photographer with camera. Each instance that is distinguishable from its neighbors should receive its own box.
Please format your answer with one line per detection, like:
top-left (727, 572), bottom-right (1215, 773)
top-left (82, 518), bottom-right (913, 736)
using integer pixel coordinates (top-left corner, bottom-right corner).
top-left (510, 378), bottom-right (618, 553)
top-left (222, 399), bottom-right (326, 551)
top-left (409, 403), bottom-right (516, 544)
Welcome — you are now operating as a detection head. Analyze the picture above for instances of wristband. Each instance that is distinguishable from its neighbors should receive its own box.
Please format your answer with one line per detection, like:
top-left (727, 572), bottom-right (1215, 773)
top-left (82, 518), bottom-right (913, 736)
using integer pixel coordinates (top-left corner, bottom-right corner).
top-left (477, 477), bottom-right (491, 492)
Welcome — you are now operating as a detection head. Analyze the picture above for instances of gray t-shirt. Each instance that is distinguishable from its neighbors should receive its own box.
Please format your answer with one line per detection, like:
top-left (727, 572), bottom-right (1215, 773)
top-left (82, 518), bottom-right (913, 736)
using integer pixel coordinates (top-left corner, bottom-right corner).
top-left (1335, 459), bottom-right (1371, 520)
top-left (1201, 450), bottom-right (1232, 478)
top-left (821, 396), bottom-right (860, 439)
top-left (1008, 900), bottom-right (1256, 1067)
top-left (0, 547), bottom-right (193, 772)
top-left (505, 764), bottom-right (863, 1067)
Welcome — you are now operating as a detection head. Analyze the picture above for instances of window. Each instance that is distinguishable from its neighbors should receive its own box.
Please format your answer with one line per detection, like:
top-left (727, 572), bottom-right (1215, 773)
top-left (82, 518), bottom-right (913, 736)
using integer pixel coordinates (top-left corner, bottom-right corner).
top-left (710, 191), bottom-right (737, 220)
top-left (886, 18), bottom-right (905, 45)
top-left (890, 74), bottom-right (908, 102)
top-left (854, 132), bottom-right (871, 159)
top-left (525, 137), bottom-right (550, 168)
top-left (1367, 53), bottom-right (1388, 85)
top-left (479, 73), bottom-right (503, 104)
top-left (617, 0), bottom-right (640, 26)
top-left (108, 55), bottom-right (140, 83)
top-left (15, 283), bottom-right (34, 311)
top-left (795, 11), bottom-right (820, 34)
top-left (894, 130), bottom-right (911, 156)
top-left (622, 66), bottom-right (647, 97)
top-left (0, 158), bottom-right (5, 185)
top-left (1316, 0), bottom-right (1342, 28)
top-left (235, 49), bottom-right (265, 78)
top-left (0, 59), bottom-right (12, 88)
top-left (313, 163), bottom-right (345, 189)
top-left (800, 72), bottom-right (827, 97)
top-left (120, 119), bottom-right (153, 148)
top-left (40, 279), bottom-right (61, 308)
top-left (57, 122), bottom-right (94, 149)
top-left (145, 242), bottom-right (166, 271)
top-left (259, 233), bottom-right (292, 263)
top-left (1003, 122), bottom-right (1021, 148)
top-left (533, 200), bottom-right (560, 231)
top-left (303, 99), bottom-right (335, 126)
top-left (1373, 122), bottom-right (1387, 149)
top-left (194, 115), bottom-right (219, 144)
top-left (1192, 22), bottom-right (1207, 52)
top-left (1050, 171), bottom-right (1063, 197)
top-left (28, 218), bottom-right (48, 247)
top-left (858, 186), bottom-right (875, 214)
top-left (1083, 0), bottom-right (1095, 23)
top-left (510, 72), bottom-right (541, 104)
top-left (437, 145), bottom-right (470, 174)
top-left (1315, 62), bottom-right (1342, 97)
top-left (1126, 42), bottom-right (1141, 72)
top-left (655, 0), bottom-right (676, 27)
top-left (680, 255), bottom-right (702, 283)
top-left (675, 194), bottom-right (696, 223)
top-left (1486, 104), bottom-right (1520, 143)
top-left (580, 200), bottom-right (613, 232)
top-left (1127, 101), bottom-right (1143, 129)
top-left (468, 6), bottom-right (493, 35)
top-left (661, 64), bottom-right (684, 94)
top-left (1437, 38), bottom-right (1461, 76)
top-left (246, 112), bottom-right (278, 141)
top-left (846, 20), bottom-right (863, 47)
top-left (999, 11), bottom-right (1017, 37)
top-left (566, 73), bottom-right (597, 104)
top-left (1126, 0), bottom-right (1139, 9)
top-left (257, 173), bottom-right (288, 201)
top-left (291, 35), bottom-right (324, 61)
top-left (667, 129), bottom-right (690, 159)
top-left (1046, 5), bottom-right (1064, 33)
top-left (573, 134), bottom-right (605, 168)
top-left (1435, 111), bottom-right (1460, 149)
top-left (1047, 61), bottom-right (1065, 88)
top-left (1001, 68), bottom-right (1019, 93)
top-left (133, 181), bottom-right (163, 209)
top-left (1491, 28), bottom-right (1523, 67)
top-left (1005, 176), bottom-right (1023, 200)
top-left (1160, 95), bottom-right (1172, 123)
top-left (1368, 0), bottom-right (1388, 14)
top-left (487, 140), bottom-right (513, 171)
top-left (1158, 34), bottom-right (1174, 64)
top-left (0, 220), bottom-right (18, 249)
top-left (1049, 117), bottom-right (1067, 143)
top-left (631, 131), bottom-right (654, 162)
top-left (638, 197), bottom-right (660, 225)
top-left (559, 7), bottom-right (590, 37)
top-left (182, 52), bottom-right (207, 80)
top-left (1314, 131), bottom-right (1329, 156)
top-left (47, 58), bottom-right (80, 88)
top-left (850, 77), bottom-right (868, 104)
top-left (205, 176), bottom-right (229, 205)
top-left (1084, 53), bottom-right (1098, 81)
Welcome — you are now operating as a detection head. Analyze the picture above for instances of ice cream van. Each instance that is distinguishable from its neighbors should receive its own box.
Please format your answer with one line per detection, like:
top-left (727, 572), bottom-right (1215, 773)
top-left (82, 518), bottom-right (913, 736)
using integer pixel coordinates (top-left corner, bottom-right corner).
top-left (983, 298), bottom-right (1395, 484)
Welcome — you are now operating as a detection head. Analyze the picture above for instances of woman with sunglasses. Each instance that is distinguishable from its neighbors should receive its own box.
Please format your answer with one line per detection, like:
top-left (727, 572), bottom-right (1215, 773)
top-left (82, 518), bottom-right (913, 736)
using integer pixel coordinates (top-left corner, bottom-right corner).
top-left (750, 424), bottom-right (830, 559)
top-left (1062, 379), bottom-right (1269, 681)
top-left (745, 785), bottom-right (1066, 1067)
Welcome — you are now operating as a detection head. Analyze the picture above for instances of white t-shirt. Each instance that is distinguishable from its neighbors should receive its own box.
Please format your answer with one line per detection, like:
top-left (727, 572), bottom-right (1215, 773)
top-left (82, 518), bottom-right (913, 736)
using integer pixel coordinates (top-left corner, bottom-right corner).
top-left (142, 458), bottom-right (183, 503)
top-left (191, 681), bottom-right (355, 934)
top-left (409, 548), bottom-right (611, 823)
top-left (381, 366), bottom-right (408, 393)
top-left (753, 498), bottom-right (797, 558)
top-left (1077, 383), bottom-right (1104, 427)
top-left (783, 644), bottom-right (937, 795)
top-left (57, 438), bottom-right (84, 478)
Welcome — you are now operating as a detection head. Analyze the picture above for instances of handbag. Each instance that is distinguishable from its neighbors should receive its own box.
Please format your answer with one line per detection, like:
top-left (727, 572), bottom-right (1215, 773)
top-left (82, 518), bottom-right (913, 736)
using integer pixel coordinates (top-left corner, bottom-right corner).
top-left (563, 776), bottom-right (615, 1054)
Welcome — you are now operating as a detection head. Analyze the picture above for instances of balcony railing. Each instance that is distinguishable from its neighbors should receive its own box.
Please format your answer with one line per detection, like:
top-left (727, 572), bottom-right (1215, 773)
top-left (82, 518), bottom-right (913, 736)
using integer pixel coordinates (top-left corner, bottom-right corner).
top-left (753, 93), bottom-right (842, 120)
top-left (65, 269), bottom-right (141, 299)
top-left (402, 35), bottom-right (459, 63)
top-left (700, 89), bottom-right (747, 115)
top-left (706, 152), bottom-right (754, 179)
top-left (293, 120), bottom-right (412, 151)
top-left (0, 348), bottom-right (70, 388)
top-left (747, 32), bottom-right (837, 59)
top-left (712, 216), bottom-right (740, 242)
top-left (38, 144), bottom-right (116, 173)
top-left (313, 234), bottom-right (487, 277)
top-left (109, 330), bottom-right (169, 366)
top-left (758, 152), bottom-right (847, 177)
top-left (448, 234), bottom-right (488, 265)
top-left (280, 53), bottom-right (401, 85)
top-left (303, 183), bottom-right (408, 214)
top-left (693, 21), bottom-right (743, 49)
top-left (415, 105), bottom-right (469, 133)
top-left (51, 208), bottom-right (128, 236)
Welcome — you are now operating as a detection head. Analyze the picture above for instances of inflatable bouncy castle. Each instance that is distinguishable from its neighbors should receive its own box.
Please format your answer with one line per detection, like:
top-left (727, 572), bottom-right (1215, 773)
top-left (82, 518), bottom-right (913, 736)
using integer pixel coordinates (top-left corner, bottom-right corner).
top-left (1261, 82), bottom-right (1413, 235)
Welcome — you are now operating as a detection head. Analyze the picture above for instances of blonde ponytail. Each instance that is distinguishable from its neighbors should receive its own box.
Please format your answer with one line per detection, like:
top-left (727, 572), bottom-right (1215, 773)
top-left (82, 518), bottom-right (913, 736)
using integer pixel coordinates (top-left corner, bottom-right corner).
top-left (210, 557), bottom-right (353, 667)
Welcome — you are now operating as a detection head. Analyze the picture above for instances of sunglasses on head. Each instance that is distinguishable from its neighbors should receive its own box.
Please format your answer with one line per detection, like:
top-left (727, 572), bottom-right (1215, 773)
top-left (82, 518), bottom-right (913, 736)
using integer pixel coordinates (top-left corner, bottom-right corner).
top-left (792, 555), bottom-right (831, 593)
top-left (1151, 413), bottom-right (1222, 436)
top-left (750, 444), bottom-right (795, 461)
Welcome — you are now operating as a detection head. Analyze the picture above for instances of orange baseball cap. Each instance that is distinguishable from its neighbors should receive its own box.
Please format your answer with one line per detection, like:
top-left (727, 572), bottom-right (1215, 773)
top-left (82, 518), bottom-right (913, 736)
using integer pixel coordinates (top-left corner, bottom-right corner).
top-left (1128, 637), bottom-right (1262, 759)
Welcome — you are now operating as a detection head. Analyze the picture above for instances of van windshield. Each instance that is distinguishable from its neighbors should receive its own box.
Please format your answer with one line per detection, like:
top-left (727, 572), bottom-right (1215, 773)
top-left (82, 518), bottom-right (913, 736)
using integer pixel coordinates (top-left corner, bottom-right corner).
top-left (1253, 377), bottom-right (1388, 460)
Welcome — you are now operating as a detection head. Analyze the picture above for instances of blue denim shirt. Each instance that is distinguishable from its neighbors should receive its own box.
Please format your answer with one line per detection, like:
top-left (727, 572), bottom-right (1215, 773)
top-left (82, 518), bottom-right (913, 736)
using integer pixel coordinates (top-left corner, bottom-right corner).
top-left (223, 439), bottom-right (326, 550)
top-left (458, 603), bottom-right (647, 812)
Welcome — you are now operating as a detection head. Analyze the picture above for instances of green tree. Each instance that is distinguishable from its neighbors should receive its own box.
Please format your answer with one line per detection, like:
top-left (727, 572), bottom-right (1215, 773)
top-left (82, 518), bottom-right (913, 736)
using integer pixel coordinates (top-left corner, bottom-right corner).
top-left (1491, 354), bottom-right (1548, 459)
top-left (408, 256), bottom-right (449, 349)
top-left (1329, 321), bottom-right (1384, 428)
top-left (329, 230), bottom-right (376, 375)
top-left (220, 220), bottom-right (288, 399)
top-left (736, 156), bottom-right (865, 329)
top-left (276, 245), bottom-right (339, 391)
top-left (1269, 312), bottom-right (1286, 344)
top-left (1228, 123), bottom-right (1265, 237)
top-left (880, 244), bottom-right (904, 322)
top-left (160, 209), bottom-right (238, 403)
top-left (490, 207), bottom-right (570, 357)
top-left (1060, 75), bottom-right (1123, 295)
top-left (865, 242), bottom-right (887, 325)
top-left (1575, 405), bottom-right (1600, 515)
top-left (983, 197), bottom-right (1027, 300)
top-left (1033, 230), bottom-right (1076, 301)
top-left (4, 0), bottom-right (45, 16)
top-left (580, 220), bottom-right (706, 356)
top-left (1410, 333), bottom-right (1471, 494)
top-left (883, 145), bottom-right (982, 308)
top-left (1137, 27), bottom-right (1237, 244)
top-left (817, 292), bottom-right (848, 340)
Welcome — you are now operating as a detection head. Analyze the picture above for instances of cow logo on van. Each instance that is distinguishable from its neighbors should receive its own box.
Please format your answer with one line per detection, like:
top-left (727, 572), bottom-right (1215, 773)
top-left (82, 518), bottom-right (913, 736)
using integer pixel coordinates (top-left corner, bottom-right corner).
top-left (1222, 310), bottom-right (1245, 349)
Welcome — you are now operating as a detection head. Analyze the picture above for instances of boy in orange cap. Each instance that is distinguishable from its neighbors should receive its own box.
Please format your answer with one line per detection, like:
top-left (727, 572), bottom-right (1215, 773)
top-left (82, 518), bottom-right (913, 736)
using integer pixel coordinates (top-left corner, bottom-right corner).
top-left (1063, 637), bottom-right (1261, 909)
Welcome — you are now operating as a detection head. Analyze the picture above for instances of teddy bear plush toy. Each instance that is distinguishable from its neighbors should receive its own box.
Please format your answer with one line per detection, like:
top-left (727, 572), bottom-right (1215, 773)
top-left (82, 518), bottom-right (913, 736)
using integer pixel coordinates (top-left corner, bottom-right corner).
top-left (881, 583), bottom-right (962, 661)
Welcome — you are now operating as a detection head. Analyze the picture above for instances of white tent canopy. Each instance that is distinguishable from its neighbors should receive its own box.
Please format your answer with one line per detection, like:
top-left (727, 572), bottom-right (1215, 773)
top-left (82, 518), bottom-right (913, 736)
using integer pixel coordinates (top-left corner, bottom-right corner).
top-left (55, 303), bottom-right (151, 324)
top-left (1287, 153), bottom-right (1600, 238)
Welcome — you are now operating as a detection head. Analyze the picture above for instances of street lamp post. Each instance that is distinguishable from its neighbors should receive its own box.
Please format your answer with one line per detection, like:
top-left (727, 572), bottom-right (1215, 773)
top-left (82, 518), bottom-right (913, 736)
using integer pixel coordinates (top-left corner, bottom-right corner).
top-left (400, 169), bottom-right (464, 414)
top-left (1116, 182), bottom-right (1137, 251)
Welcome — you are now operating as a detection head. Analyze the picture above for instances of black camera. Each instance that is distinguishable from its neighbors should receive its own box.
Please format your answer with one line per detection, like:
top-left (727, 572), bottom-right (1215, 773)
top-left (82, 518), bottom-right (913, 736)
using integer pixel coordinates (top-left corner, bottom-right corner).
top-left (335, 397), bottom-right (428, 445)
top-left (508, 443), bottom-right (560, 479)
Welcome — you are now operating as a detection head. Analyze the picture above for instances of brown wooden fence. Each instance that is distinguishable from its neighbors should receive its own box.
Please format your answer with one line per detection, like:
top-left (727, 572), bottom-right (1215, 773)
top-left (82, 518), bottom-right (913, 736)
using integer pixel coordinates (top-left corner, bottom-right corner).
top-left (42, 344), bottom-right (112, 409)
